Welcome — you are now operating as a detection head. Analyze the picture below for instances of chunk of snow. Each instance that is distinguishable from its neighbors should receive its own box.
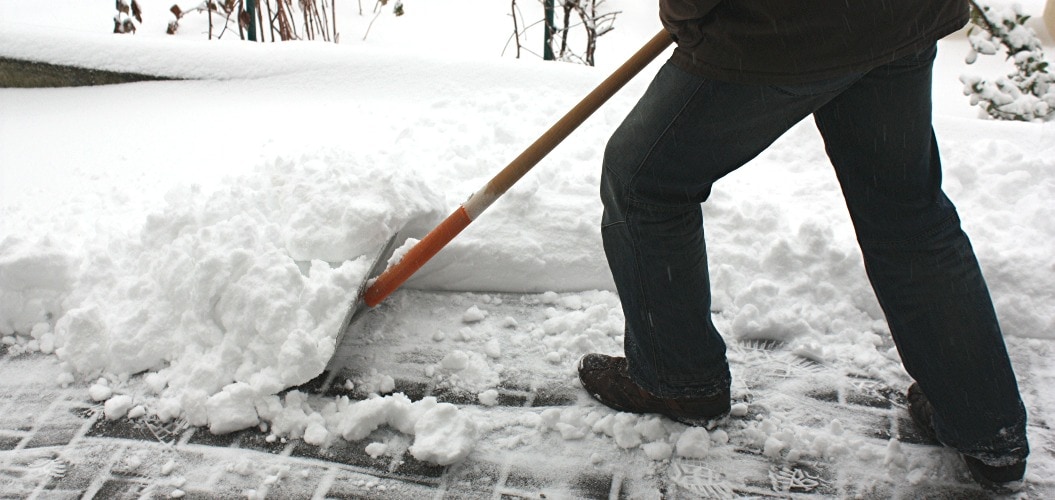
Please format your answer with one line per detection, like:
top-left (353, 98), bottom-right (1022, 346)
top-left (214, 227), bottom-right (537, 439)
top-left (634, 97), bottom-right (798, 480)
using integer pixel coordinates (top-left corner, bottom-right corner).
top-left (675, 428), bottom-right (711, 458)
top-left (104, 394), bottom-right (134, 420)
top-left (441, 351), bottom-right (469, 371)
top-left (478, 389), bottom-right (499, 406)
top-left (409, 403), bottom-right (477, 466)
top-left (612, 414), bottom-right (643, 449)
top-left (55, 372), bottom-right (75, 388)
top-left (642, 441), bottom-right (673, 461)
top-left (555, 422), bottom-right (587, 440)
top-left (483, 339), bottom-right (501, 359)
top-left (205, 383), bottom-right (259, 434)
top-left (128, 405), bottom-right (147, 419)
top-left (303, 422), bottom-right (329, 446)
top-left (763, 436), bottom-right (786, 458)
top-left (462, 305), bottom-right (487, 323)
top-left (365, 442), bottom-right (388, 458)
top-left (88, 381), bottom-right (113, 402)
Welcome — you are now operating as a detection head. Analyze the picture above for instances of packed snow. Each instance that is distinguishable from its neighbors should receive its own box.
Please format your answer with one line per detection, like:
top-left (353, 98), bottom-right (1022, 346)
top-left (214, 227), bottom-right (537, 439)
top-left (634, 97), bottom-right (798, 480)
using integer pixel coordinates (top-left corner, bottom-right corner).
top-left (1, 0), bottom-right (1053, 493)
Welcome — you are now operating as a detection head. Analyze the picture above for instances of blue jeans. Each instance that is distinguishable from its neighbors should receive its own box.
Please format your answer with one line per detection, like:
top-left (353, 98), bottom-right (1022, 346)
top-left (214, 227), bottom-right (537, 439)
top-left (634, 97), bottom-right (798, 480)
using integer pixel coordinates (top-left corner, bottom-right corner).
top-left (601, 45), bottom-right (1028, 465)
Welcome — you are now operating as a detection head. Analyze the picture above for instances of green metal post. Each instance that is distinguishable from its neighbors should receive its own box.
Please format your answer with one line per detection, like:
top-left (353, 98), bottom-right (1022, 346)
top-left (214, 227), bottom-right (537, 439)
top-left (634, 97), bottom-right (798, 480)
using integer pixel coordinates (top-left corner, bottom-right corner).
top-left (247, 0), bottom-right (257, 41)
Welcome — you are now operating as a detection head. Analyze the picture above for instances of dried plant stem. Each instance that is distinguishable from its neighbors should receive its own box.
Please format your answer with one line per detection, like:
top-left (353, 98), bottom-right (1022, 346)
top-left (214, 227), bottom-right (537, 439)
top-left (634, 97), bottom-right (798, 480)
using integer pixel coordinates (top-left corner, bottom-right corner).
top-left (302, 0), bottom-right (314, 40)
top-left (363, 1), bottom-right (384, 41)
top-left (207, 1), bottom-right (214, 40)
top-left (511, 0), bottom-right (521, 58)
top-left (263, 0), bottom-right (275, 41)
top-left (255, 0), bottom-right (266, 42)
top-left (165, 0), bottom-right (338, 43)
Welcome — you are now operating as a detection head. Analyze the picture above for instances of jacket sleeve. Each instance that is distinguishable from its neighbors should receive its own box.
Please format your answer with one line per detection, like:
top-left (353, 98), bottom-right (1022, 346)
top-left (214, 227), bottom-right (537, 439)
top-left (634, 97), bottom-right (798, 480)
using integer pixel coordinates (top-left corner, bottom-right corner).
top-left (659, 0), bottom-right (722, 47)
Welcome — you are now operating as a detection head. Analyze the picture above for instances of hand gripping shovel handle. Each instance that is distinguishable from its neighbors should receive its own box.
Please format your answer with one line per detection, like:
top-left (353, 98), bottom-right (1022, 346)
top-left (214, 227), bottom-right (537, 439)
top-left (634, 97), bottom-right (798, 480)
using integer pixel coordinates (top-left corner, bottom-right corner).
top-left (363, 30), bottom-right (673, 307)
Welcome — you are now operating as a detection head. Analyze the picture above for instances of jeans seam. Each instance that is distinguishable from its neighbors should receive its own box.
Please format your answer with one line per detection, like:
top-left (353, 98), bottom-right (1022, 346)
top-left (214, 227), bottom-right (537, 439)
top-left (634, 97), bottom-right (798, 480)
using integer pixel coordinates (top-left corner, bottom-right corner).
top-left (624, 80), bottom-right (707, 197)
top-left (621, 80), bottom-right (707, 390)
top-left (767, 85), bottom-right (809, 98)
top-left (600, 194), bottom-right (698, 230)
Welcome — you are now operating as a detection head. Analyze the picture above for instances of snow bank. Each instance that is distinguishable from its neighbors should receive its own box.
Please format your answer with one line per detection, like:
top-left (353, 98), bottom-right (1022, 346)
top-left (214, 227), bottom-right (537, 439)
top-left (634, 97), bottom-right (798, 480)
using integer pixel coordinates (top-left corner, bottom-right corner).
top-left (0, 21), bottom-right (395, 83)
top-left (31, 153), bottom-right (445, 435)
top-left (941, 128), bottom-right (1055, 339)
top-left (0, 0), bottom-right (510, 81)
top-left (0, 0), bottom-right (656, 76)
top-left (0, 236), bottom-right (74, 345)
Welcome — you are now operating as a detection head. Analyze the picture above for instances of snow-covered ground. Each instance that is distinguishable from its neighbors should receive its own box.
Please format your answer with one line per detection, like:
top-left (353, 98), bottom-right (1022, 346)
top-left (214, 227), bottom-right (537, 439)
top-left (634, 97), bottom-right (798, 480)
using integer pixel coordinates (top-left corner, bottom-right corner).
top-left (2, 0), bottom-right (1054, 498)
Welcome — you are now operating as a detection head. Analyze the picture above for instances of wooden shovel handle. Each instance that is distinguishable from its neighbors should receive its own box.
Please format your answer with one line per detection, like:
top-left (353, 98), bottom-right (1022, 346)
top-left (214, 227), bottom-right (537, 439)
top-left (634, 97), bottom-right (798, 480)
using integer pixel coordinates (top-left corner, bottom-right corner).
top-left (364, 30), bottom-right (674, 307)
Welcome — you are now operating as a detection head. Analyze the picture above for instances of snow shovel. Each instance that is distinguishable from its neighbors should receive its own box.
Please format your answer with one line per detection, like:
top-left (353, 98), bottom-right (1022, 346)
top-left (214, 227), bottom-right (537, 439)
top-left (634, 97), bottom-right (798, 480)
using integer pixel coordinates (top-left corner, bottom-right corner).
top-left (335, 30), bottom-right (673, 347)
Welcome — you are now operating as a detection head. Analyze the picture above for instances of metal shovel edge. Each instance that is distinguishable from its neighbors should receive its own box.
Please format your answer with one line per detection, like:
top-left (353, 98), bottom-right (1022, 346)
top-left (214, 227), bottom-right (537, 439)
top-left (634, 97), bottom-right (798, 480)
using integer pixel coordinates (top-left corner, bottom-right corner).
top-left (332, 231), bottom-right (402, 350)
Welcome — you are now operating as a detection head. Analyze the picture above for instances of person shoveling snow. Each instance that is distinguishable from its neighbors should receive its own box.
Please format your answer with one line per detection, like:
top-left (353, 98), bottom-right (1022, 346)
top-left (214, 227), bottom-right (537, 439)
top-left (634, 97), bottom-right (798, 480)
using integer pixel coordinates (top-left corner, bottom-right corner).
top-left (577, 0), bottom-right (1030, 493)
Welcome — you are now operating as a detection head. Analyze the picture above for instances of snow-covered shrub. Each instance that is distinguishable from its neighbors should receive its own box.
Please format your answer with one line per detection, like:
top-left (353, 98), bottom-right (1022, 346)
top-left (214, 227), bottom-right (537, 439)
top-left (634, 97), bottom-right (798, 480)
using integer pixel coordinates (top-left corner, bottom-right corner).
top-left (961, 1), bottom-right (1055, 121)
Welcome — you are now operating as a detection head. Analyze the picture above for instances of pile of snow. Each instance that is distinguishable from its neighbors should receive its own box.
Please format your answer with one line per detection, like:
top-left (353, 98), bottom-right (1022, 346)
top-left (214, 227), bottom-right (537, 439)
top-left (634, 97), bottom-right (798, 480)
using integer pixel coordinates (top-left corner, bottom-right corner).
top-left (264, 391), bottom-right (477, 466)
top-left (0, 236), bottom-right (73, 351)
top-left (1, 150), bottom-right (491, 465)
top-left (6, 153), bottom-right (448, 438)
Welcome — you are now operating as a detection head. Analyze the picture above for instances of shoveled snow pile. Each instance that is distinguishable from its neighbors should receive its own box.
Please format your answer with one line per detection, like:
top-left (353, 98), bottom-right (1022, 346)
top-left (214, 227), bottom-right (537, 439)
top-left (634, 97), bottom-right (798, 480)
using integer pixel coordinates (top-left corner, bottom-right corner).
top-left (2, 153), bottom-right (449, 440)
top-left (0, 236), bottom-right (73, 351)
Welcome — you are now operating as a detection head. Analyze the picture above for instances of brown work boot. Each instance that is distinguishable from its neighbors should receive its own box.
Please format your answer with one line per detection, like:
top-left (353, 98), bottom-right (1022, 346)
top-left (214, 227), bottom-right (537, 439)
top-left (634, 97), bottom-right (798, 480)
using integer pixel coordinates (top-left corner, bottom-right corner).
top-left (906, 382), bottom-right (1026, 492)
top-left (577, 353), bottom-right (729, 425)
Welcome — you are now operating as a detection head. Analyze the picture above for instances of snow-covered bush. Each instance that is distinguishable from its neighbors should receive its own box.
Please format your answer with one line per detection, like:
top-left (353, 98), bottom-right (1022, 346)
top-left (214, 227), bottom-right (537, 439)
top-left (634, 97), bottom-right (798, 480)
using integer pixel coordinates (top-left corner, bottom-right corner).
top-left (961, 1), bottom-right (1055, 121)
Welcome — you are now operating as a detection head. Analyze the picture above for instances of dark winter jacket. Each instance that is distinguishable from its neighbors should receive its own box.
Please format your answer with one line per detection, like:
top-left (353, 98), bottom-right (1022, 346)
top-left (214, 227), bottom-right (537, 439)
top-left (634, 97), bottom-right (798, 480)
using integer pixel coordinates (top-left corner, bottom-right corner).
top-left (659, 0), bottom-right (969, 84)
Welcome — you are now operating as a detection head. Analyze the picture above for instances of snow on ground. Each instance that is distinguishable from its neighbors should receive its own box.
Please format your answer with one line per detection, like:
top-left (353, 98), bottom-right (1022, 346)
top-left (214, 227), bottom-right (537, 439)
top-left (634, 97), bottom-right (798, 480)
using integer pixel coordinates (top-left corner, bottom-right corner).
top-left (2, 0), bottom-right (1054, 494)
